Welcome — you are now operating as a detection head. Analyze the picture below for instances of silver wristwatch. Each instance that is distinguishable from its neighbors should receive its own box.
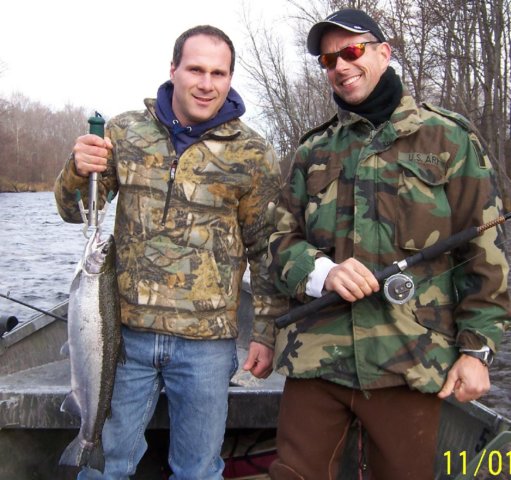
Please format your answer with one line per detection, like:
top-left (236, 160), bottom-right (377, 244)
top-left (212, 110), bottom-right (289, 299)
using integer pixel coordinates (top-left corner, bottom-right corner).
top-left (459, 346), bottom-right (494, 367)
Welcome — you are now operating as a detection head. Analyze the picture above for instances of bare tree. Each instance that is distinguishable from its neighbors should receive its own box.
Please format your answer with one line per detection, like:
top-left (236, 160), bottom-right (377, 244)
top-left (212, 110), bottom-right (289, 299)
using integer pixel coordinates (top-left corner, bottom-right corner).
top-left (420, 0), bottom-right (511, 202)
top-left (380, 0), bottom-right (440, 102)
top-left (0, 92), bottom-right (88, 190)
top-left (2, 1), bottom-right (509, 196)
top-left (239, 1), bottom-right (335, 177)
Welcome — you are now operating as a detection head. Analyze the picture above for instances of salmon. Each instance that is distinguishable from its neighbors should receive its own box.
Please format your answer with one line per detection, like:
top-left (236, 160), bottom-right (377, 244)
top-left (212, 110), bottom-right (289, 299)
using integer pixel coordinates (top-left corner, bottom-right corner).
top-left (59, 232), bottom-right (123, 472)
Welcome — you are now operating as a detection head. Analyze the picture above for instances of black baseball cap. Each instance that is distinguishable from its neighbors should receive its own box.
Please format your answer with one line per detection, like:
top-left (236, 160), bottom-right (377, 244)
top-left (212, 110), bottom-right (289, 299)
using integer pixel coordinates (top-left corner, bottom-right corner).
top-left (307, 9), bottom-right (386, 55)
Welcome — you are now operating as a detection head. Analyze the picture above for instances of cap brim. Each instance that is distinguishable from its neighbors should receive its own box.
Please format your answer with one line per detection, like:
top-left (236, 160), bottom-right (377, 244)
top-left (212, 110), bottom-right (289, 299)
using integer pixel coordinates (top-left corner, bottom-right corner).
top-left (307, 21), bottom-right (371, 55)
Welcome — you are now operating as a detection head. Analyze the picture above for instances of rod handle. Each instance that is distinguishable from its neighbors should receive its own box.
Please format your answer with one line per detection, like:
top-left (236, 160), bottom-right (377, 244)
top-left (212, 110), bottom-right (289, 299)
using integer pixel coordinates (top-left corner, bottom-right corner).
top-left (87, 112), bottom-right (105, 229)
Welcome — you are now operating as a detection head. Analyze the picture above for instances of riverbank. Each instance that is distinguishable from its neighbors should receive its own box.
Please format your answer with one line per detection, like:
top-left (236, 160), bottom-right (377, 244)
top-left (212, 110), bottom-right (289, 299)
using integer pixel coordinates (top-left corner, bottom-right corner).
top-left (0, 176), bottom-right (51, 193)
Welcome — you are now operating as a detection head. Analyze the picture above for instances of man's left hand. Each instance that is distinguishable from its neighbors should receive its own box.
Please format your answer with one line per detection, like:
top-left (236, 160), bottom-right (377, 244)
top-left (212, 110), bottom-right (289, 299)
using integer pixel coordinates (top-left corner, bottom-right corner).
top-left (437, 354), bottom-right (491, 402)
top-left (243, 342), bottom-right (274, 379)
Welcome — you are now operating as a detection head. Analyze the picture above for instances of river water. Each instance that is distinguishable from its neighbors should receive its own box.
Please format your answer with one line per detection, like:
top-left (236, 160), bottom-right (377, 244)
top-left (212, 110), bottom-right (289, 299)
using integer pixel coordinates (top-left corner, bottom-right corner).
top-left (0, 191), bottom-right (115, 322)
top-left (0, 191), bottom-right (510, 419)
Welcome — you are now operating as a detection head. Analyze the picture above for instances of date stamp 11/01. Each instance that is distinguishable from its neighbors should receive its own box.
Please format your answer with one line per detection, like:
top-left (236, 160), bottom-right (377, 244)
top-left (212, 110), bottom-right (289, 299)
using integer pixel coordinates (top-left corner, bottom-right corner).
top-left (444, 449), bottom-right (511, 477)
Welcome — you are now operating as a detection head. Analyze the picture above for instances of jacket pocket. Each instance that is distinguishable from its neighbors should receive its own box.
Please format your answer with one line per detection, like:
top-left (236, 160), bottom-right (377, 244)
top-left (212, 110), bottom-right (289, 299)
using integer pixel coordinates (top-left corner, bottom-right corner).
top-left (396, 159), bottom-right (450, 251)
top-left (413, 304), bottom-right (456, 340)
top-left (306, 165), bottom-right (343, 196)
top-left (304, 165), bottom-right (343, 251)
top-left (117, 235), bottom-right (227, 312)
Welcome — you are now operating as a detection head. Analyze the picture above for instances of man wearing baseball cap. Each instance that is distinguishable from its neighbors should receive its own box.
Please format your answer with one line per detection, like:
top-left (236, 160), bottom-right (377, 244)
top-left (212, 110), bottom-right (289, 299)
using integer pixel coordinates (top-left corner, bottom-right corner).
top-left (268, 8), bottom-right (509, 479)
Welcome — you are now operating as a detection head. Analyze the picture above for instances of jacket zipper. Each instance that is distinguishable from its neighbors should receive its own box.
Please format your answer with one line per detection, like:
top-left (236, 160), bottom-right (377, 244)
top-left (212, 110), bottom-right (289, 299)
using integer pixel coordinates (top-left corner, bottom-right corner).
top-left (161, 158), bottom-right (178, 226)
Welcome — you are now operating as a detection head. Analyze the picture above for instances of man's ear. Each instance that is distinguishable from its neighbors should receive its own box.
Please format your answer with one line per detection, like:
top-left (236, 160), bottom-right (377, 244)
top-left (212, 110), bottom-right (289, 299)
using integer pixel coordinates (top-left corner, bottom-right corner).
top-left (379, 42), bottom-right (392, 67)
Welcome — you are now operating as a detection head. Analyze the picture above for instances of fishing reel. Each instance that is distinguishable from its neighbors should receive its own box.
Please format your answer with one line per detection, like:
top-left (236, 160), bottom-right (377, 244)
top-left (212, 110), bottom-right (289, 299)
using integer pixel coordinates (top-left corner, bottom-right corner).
top-left (383, 273), bottom-right (415, 305)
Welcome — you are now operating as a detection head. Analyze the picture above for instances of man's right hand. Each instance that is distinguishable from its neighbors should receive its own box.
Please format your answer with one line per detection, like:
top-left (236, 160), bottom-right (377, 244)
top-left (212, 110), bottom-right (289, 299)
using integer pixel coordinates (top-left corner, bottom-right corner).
top-left (324, 257), bottom-right (380, 302)
top-left (73, 134), bottom-right (113, 177)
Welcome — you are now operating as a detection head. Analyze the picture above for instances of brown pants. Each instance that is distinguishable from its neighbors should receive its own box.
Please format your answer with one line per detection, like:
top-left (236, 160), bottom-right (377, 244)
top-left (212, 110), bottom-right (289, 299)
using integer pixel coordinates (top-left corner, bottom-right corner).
top-left (269, 378), bottom-right (442, 480)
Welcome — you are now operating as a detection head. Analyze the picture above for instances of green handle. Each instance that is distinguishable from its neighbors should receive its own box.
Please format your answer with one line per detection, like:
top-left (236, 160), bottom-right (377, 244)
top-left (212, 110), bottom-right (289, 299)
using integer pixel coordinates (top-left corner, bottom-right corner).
top-left (86, 111), bottom-right (104, 230)
top-left (88, 112), bottom-right (105, 138)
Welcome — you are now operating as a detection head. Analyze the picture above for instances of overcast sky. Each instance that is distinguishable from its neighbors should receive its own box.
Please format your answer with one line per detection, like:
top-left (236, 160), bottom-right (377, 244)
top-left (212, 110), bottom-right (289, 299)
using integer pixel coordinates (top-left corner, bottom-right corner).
top-left (0, 0), bottom-right (293, 121)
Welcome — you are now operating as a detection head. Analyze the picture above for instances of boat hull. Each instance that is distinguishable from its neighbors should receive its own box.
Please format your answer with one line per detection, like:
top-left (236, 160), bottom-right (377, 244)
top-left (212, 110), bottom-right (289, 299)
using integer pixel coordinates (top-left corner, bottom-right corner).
top-left (1, 294), bottom-right (510, 479)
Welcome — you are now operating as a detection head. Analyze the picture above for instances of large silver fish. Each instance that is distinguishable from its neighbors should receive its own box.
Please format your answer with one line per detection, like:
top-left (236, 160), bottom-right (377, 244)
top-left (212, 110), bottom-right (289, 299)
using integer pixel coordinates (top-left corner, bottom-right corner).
top-left (59, 231), bottom-right (123, 472)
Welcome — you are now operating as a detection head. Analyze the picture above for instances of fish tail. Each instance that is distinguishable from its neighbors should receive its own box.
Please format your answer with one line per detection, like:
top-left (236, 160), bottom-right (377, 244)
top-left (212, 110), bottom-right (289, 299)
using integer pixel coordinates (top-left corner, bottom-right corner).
top-left (87, 441), bottom-right (106, 472)
top-left (59, 436), bottom-right (105, 472)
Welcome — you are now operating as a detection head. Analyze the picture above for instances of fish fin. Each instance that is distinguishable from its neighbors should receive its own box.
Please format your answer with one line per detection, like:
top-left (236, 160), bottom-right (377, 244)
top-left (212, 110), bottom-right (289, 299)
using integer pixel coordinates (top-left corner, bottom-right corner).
top-left (60, 340), bottom-right (69, 357)
top-left (59, 436), bottom-right (105, 472)
top-left (59, 435), bottom-right (85, 467)
top-left (60, 392), bottom-right (81, 417)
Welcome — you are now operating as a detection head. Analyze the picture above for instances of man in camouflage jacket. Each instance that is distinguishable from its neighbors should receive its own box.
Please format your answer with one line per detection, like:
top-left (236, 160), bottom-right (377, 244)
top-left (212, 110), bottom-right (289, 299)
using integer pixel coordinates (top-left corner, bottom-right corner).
top-left (268, 9), bottom-right (510, 480)
top-left (55, 25), bottom-right (285, 480)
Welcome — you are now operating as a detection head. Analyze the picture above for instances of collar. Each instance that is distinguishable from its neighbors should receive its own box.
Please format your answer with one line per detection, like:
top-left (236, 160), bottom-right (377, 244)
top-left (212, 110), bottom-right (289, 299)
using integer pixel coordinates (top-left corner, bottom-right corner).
top-left (145, 98), bottom-right (244, 140)
top-left (337, 86), bottom-right (423, 138)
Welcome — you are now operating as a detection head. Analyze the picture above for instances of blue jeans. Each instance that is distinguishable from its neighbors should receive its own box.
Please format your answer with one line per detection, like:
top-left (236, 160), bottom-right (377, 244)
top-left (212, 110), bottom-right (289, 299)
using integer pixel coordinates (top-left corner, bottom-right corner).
top-left (78, 326), bottom-right (238, 480)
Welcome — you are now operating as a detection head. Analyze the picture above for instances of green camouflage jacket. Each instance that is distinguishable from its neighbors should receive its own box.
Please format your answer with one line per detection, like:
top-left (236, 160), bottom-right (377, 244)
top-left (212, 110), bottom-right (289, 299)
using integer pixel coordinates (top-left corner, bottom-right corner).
top-left (269, 90), bottom-right (510, 392)
top-left (55, 99), bottom-right (287, 347)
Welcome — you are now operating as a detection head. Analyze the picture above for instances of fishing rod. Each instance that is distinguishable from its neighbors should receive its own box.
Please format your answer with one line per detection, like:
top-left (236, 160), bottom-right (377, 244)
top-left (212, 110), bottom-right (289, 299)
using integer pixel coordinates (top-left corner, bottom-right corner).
top-left (0, 292), bottom-right (67, 323)
top-left (77, 111), bottom-right (106, 237)
top-left (275, 212), bottom-right (511, 329)
top-left (87, 112), bottom-right (104, 231)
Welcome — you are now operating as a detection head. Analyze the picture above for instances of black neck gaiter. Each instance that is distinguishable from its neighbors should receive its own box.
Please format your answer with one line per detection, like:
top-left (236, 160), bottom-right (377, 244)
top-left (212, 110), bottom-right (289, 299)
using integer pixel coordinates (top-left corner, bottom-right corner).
top-left (333, 66), bottom-right (403, 126)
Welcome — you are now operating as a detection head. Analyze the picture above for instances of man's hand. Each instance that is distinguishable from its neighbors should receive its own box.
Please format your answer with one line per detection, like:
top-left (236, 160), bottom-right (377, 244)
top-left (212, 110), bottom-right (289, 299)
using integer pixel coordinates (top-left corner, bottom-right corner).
top-left (437, 354), bottom-right (491, 402)
top-left (324, 257), bottom-right (380, 302)
top-left (73, 134), bottom-right (113, 177)
top-left (243, 341), bottom-right (274, 379)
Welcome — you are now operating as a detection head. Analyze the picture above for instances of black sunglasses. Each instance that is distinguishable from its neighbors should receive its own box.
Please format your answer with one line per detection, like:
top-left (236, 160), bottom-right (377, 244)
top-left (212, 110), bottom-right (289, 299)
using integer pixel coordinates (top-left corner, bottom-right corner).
top-left (318, 41), bottom-right (380, 70)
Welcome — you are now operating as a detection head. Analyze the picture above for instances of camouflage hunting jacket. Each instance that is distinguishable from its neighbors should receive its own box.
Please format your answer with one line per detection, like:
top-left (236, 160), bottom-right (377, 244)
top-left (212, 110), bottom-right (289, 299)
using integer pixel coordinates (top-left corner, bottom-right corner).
top-left (268, 90), bottom-right (510, 392)
top-left (55, 99), bottom-right (287, 346)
